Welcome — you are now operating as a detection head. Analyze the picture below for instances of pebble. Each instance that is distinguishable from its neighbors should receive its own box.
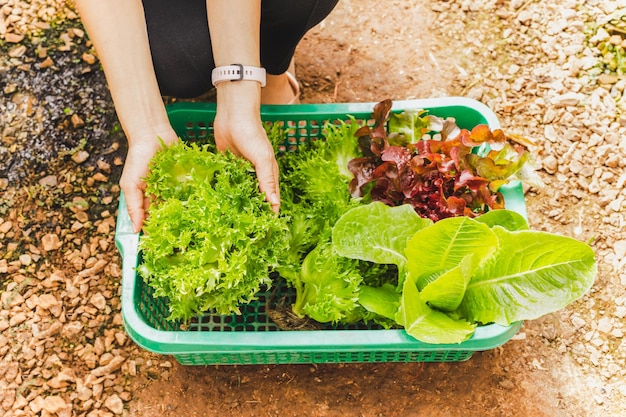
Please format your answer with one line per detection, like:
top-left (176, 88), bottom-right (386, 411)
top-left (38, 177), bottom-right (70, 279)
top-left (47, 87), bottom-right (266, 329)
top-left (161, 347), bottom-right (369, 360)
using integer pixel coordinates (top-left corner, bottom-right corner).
top-left (41, 233), bottom-right (61, 251)
top-left (40, 55), bottom-right (54, 68)
top-left (0, 220), bottom-right (13, 234)
top-left (19, 254), bottom-right (32, 265)
top-left (71, 150), bottom-right (90, 164)
top-left (597, 317), bottom-right (613, 333)
top-left (542, 155), bottom-right (558, 174)
top-left (103, 394), bottom-right (124, 415)
top-left (82, 52), bottom-right (96, 64)
top-left (42, 396), bottom-right (67, 414)
top-left (38, 174), bottom-right (58, 187)
top-left (613, 240), bottom-right (626, 259)
top-left (9, 312), bottom-right (27, 327)
top-left (71, 113), bottom-right (85, 128)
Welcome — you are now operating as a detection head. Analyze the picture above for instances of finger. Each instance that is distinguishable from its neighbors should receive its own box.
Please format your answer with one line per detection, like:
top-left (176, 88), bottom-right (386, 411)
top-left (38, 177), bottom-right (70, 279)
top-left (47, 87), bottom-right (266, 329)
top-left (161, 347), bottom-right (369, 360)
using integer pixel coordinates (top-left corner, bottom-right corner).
top-left (253, 156), bottom-right (281, 213)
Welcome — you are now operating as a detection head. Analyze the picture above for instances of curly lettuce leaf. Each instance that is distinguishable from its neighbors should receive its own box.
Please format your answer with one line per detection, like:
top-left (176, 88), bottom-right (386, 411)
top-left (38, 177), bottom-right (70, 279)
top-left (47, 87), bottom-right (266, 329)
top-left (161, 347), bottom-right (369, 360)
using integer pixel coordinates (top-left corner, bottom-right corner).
top-left (139, 141), bottom-right (289, 320)
top-left (292, 240), bottom-right (363, 324)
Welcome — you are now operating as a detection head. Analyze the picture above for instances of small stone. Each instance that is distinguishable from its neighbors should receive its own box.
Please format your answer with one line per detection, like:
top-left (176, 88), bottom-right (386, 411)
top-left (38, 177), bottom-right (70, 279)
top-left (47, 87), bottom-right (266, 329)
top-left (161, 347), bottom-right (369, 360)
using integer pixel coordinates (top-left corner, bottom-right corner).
top-left (19, 253), bottom-right (32, 266)
top-left (42, 233), bottom-right (61, 251)
top-left (104, 393), bottom-right (124, 415)
top-left (10, 312), bottom-right (27, 327)
top-left (97, 159), bottom-right (112, 173)
top-left (542, 155), bottom-right (558, 174)
top-left (71, 221), bottom-right (84, 232)
top-left (4, 32), bottom-right (25, 43)
top-left (91, 356), bottom-right (126, 377)
top-left (75, 211), bottom-right (89, 223)
top-left (77, 385), bottom-right (93, 402)
top-left (597, 317), bottom-right (613, 333)
top-left (92, 172), bottom-right (109, 182)
top-left (8, 44), bottom-right (27, 57)
top-left (609, 35), bottom-right (623, 46)
top-left (614, 240), bottom-right (626, 259)
top-left (29, 396), bottom-right (46, 413)
top-left (38, 293), bottom-right (60, 310)
top-left (71, 113), bottom-right (85, 128)
top-left (0, 220), bottom-right (13, 234)
top-left (42, 395), bottom-right (67, 414)
top-left (72, 150), bottom-right (90, 164)
top-left (553, 92), bottom-right (582, 107)
top-left (598, 74), bottom-right (619, 85)
top-left (114, 332), bottom-right (127, 346)
top-left (40, 56), bottom-right (54, 68)
top-left (38, 175), bottom-right (58, 187)
top-left (62, 321), bottom-right (83, 339)
top-left (82, 52), bottom-right (97, 65)
top-left (97, 221), bottom-right (111, 234)
top-left (544, 124), bottom-right (558, 142)
top-left (89, 293), bottom-right (107, 310)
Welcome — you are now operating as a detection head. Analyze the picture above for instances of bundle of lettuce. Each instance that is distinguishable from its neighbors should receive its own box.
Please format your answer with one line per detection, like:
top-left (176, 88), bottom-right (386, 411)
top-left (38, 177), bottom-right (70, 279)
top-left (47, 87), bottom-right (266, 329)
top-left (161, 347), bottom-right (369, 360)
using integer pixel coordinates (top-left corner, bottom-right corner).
top-left (138, 99), bottom-right (597, 344)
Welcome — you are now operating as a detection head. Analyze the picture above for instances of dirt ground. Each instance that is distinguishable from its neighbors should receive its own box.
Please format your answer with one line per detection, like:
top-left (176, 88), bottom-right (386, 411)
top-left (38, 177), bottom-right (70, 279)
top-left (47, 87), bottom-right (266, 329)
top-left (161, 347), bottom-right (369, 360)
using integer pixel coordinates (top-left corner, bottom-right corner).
top-left (1, 0), bottom-right (625, 416)
top-left (128, 1), bottom-right (626, 416)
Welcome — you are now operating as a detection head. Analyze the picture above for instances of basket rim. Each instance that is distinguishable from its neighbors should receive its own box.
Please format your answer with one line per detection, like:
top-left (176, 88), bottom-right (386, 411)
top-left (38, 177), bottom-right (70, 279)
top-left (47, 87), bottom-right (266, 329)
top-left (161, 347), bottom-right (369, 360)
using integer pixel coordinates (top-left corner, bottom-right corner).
top-left (115, 98), bottom-right (526, 358)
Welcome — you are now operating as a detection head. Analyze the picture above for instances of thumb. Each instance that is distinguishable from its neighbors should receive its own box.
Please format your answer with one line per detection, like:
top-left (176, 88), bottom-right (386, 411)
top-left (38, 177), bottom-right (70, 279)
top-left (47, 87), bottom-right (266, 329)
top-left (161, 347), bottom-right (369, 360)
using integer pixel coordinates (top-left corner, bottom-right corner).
top-left (253, 157), bottom-right (280, 213)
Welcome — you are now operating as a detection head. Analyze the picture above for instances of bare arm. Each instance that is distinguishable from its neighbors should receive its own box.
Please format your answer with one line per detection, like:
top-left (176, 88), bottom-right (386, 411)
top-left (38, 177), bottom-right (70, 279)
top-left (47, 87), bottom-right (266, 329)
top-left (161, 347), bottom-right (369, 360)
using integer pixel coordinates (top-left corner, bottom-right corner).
top-left (206, 0), bottom-right (281, 212)
top-left (74, 0), bottom-right (178, 232)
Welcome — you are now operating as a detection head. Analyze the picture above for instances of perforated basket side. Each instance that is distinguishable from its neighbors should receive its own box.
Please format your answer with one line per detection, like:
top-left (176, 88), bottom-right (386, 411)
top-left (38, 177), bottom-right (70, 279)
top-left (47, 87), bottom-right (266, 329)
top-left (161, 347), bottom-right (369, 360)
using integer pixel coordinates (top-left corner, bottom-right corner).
top-left (173, 349), bottom-right (474, 366)
top-left (116, 98), bottom-right (524, 365)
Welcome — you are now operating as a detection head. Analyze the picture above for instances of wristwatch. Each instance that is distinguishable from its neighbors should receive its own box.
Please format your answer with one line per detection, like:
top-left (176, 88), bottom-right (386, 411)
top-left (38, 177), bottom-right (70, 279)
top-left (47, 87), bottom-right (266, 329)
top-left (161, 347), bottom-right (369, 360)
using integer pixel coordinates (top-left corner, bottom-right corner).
top-left (211, 64), bottom-right (267, 87)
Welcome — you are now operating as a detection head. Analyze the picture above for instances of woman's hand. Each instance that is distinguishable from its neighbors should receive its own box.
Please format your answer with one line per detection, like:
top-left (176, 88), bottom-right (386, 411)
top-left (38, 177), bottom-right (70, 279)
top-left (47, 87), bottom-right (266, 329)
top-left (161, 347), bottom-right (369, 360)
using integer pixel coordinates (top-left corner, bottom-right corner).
top-left (213, 81), bottom-right (280, 213)
top-left (121, 128), bottom-right (179, 233)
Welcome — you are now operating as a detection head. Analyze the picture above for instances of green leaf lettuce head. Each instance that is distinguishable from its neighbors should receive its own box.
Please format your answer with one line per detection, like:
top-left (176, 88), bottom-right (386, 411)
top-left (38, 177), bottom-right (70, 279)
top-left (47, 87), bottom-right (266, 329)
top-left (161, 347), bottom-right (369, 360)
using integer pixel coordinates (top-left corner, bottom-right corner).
top-left (138, 140), bottom-right (289, 321)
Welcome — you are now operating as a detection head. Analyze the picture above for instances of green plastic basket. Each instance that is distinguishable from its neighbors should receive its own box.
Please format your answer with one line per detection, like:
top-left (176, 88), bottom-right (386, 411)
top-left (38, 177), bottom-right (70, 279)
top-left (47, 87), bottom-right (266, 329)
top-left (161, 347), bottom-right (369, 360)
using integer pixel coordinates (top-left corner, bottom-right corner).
top-left (115, 98), bottom-right (526, 365)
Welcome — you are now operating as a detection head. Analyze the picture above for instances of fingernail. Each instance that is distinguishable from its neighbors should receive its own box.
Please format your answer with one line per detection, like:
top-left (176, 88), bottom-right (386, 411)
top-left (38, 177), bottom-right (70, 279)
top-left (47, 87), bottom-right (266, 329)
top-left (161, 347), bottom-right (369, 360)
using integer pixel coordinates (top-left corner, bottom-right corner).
top-left (270, 192), bottom-right (279, 205)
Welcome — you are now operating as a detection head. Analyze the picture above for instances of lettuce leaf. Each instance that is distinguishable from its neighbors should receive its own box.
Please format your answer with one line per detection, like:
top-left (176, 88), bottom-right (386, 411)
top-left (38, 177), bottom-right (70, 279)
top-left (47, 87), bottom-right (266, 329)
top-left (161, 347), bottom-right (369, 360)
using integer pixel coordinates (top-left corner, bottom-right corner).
top-left (419, 254), bottom-right (473, 312)
top-left (332, 202), bottom-right (432, 270)
top-left (396, 278), bottom-right (476, 344)
top-left (474, 208), bottom-right (529, 231)
top-left (358, 283), bottom-right (401, 320)
top-left (139, 141), bottom-right (289, 320)
top-left (458, 227), bottom-right (598, 325)
top-left (405, 216), bottom-right (498, 290)
top-left (292, 240), bottom-right (363, 324)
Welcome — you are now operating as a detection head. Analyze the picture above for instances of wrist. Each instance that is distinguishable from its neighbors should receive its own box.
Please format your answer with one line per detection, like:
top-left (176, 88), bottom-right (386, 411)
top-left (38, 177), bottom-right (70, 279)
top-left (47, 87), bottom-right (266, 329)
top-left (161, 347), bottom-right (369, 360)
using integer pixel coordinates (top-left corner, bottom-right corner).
top-left (126, 122), bottom-right (178, 147)
top-left (216, 81), bottom-right (261, 115)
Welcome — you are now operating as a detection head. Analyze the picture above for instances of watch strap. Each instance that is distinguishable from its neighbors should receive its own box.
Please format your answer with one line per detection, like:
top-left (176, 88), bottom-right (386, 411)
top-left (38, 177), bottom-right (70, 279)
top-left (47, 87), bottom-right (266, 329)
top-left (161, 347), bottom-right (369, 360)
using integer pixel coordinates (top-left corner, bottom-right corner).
top-left (211, 64), bottom-right (267, 87)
